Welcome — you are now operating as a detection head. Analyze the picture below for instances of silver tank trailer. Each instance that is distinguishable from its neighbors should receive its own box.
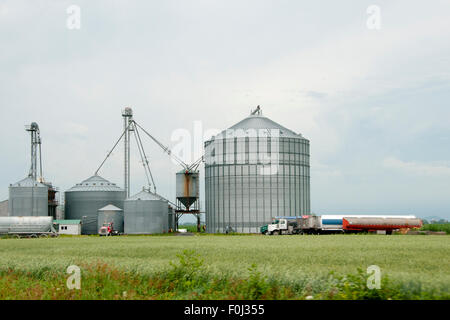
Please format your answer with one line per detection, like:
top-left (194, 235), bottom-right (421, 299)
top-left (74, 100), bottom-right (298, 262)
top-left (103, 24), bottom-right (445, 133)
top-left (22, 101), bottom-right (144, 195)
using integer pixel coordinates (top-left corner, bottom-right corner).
top-left (8, 176), bottom-right (49, 217)
top-left (124, 190), bottom-right (168, 234)
top-left (65, 175), bottom-right (125, 235)
top-left (176, 170), bottom-right (199, 209)
top-left (0, 216), bottom-right (54, 234)
top-left (97, 204), bottom-right (124, 233)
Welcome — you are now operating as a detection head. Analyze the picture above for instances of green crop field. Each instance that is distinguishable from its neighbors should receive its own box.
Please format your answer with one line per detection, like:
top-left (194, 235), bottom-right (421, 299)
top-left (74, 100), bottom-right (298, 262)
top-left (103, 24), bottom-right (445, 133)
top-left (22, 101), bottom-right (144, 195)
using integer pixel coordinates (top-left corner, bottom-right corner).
top-left (0, 234), bottom-right (449, 299)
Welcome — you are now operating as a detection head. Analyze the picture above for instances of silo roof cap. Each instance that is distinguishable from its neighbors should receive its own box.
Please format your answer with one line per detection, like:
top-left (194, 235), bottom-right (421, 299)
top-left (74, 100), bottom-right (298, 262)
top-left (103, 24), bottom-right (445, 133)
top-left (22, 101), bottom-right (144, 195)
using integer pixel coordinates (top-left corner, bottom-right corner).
top-left (66, 175), bottom-right (124, 192)
top-left (11, 176), bottom-right (47, 188)
top-left (98, 204), bottom-right (123, 211)
top-left (126, 189), bottom-right (169, 202)
top-left (210, 108), bottom-right (304, 139)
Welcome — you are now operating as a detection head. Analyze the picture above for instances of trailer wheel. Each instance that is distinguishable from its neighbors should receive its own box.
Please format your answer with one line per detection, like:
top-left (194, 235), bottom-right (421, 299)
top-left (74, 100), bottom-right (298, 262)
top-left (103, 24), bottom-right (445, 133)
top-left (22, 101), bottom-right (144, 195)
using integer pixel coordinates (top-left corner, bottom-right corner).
top-left (30, 234), bottom-right (38, 238)
top-left (13, 234), bottom-right (21, 239)
top-left (39, 234), bottom-right (49, 238)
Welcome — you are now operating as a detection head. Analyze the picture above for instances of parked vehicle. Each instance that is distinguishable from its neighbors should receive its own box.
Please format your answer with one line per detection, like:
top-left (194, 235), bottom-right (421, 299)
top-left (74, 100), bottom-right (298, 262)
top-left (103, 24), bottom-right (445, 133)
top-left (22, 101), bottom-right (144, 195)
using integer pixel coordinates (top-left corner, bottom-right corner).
top-left (260, 215), bottom-right (421, 235)
top-left (0, 216), bottom-right (58, 238)
top-left (260, 218), bottom-right (302, 235)
top-left (98, 222), bottom-right (120, 236)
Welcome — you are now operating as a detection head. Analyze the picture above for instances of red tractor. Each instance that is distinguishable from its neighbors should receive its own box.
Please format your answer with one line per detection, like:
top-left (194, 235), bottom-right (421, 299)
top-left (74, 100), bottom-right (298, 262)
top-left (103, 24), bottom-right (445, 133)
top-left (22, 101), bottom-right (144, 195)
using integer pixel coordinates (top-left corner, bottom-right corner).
top-left (98, 222), bottom-right (120, 236)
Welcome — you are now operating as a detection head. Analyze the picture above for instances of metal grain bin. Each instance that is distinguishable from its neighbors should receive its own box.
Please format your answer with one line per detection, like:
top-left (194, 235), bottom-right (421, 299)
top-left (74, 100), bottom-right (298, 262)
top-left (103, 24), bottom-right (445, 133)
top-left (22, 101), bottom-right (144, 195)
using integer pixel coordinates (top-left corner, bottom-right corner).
top-left (0, 216), bottom-right (54, 234)
top-left (65, 175), bottom-right (125, 235)
top-left (176, 170), bottom-right (199, 209)
top-left (8, 176), bottom-right (49, 217)
top-left (97, 204), bottom-right (124, 233)
top-left (204, 108), bottom-right (310, 233)
top-left (124, 190), bottom-right (168, 234)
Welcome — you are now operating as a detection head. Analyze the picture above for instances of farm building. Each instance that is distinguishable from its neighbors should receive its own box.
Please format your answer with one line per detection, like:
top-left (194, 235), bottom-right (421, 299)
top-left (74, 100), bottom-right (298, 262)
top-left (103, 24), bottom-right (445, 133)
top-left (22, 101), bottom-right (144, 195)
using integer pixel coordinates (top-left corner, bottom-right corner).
top-left (54, 219), bottom-right (82, 235)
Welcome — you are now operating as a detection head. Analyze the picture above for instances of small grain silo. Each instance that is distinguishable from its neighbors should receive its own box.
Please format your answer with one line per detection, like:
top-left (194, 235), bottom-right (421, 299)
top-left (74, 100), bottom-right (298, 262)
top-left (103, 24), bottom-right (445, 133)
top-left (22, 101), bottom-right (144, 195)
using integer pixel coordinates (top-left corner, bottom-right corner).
top-left (65, 175), bottom-right (125, 235)
top-left (124, 189), bottom-right (168, 234)
top-left (204, 107), bottom-right (310, 233)
top-left (98, 204), bottom-right (124, 234)
top-left (176, 170), bottom-right (200, 211)
top-left (8, 176), bottom-right (49, 217)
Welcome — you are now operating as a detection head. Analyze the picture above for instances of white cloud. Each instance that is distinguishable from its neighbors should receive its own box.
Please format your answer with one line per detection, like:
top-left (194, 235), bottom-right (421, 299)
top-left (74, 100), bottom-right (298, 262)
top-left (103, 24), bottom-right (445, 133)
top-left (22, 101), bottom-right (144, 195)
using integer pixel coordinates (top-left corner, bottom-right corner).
top-left (383, 157), bottom-right (450, 177)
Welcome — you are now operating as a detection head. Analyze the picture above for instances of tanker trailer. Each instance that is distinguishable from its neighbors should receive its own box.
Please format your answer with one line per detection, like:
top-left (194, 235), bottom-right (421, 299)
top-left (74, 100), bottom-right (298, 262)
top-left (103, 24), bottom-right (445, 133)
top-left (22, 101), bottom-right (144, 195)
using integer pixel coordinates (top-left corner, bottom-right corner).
top-left (342, 217), bottom-right (422, 234)
top-left (0, 216), bottom-right (58, 238)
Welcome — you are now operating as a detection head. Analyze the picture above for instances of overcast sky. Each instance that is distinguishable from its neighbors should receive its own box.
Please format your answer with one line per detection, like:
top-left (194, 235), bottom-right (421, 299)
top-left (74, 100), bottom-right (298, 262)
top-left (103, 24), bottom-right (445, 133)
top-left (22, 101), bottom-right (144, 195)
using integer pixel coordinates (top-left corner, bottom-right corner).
top-left (1, 1), bottom-right (449, 220)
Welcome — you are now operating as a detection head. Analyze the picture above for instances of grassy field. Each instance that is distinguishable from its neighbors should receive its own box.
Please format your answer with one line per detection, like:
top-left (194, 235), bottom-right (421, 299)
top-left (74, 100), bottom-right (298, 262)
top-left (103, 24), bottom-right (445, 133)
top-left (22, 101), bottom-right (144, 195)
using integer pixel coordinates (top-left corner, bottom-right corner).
top-left (0, 234), bottom-right (449, 299)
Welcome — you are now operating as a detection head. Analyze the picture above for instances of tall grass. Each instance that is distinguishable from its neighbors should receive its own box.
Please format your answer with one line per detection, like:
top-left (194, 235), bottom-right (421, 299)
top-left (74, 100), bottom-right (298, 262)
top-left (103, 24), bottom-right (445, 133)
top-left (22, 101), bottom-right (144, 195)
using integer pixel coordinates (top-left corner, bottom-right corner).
top-left (0, 235), bottom-right (449, 299)
top-left (0, 250), bottom-right (448, 300)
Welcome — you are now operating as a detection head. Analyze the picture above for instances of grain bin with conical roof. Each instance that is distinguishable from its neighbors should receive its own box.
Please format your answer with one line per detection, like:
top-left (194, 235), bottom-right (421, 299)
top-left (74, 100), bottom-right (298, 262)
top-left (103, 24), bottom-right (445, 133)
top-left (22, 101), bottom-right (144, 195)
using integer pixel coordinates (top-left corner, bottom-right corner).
top-left (204, 108), bottom-right (310, 233)
top-left (8, 176), bottom-right (49, 217)
top-left (97, 204), bottom-right (124, 234)
top-left (64, 175), bottom-right (126, 234)
top-left (124, 189), bottom-right (168, 234)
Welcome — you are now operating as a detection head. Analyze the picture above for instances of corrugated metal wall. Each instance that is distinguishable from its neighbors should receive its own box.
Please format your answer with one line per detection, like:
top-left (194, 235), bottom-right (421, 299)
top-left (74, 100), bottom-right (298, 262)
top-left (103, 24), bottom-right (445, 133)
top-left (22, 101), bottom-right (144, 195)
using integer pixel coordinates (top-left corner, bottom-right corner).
top-left (205, 135), bottom-right (310, 233)
top-left (8, 184), bottom-right (48, 217)
top-left (124, 199), bottom-right (168, 234)
top-left (168, 206), bottom-right (175, 231)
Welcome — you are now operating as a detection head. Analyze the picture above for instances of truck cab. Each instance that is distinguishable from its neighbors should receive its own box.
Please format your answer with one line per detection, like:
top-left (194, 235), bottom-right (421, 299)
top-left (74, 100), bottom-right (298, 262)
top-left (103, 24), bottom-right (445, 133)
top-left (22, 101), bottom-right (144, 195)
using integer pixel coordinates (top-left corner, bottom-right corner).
top-left (98, 222), bottom-right (119, 236)
top-left (261, 219), bottom-right (288, 235)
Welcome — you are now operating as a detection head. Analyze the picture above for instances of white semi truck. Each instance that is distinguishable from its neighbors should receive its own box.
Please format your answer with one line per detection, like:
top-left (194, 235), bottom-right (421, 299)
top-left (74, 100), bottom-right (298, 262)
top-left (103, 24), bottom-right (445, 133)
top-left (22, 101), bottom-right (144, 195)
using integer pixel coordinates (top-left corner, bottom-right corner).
top-left (260, 218), bottom-right (302, 235)
top-left (260, 215), bottom-right (420, 235)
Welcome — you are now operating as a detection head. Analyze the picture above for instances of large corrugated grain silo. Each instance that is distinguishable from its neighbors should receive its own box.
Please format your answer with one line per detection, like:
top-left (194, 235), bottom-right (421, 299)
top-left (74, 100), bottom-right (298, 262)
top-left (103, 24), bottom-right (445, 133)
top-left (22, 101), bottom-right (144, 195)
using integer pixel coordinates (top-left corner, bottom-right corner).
top-left (124, 190), bottom-right (168, 234)
top-left (8, 176), bottom-right (49, 217)
top-left (64, 175), bottom-right (126, 234)
top-left (204, 107), bottom-right (310, 233)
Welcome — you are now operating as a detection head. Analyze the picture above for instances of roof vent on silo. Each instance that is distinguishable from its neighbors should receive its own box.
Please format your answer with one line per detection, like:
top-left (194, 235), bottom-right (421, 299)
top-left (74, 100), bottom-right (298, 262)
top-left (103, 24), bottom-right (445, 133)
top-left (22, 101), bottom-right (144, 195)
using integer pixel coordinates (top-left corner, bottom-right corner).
top-left (218, 106), bottom-right (302, 138)
top-left (66, 175), bottom-right (124, 192)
